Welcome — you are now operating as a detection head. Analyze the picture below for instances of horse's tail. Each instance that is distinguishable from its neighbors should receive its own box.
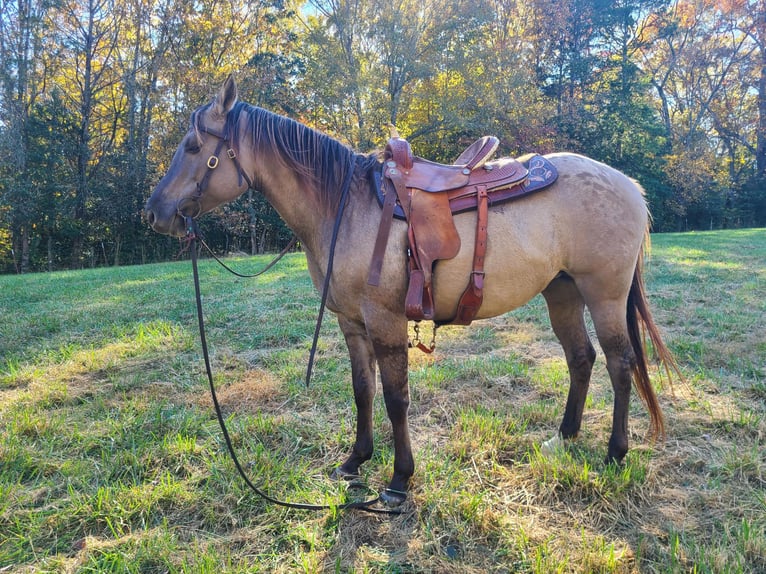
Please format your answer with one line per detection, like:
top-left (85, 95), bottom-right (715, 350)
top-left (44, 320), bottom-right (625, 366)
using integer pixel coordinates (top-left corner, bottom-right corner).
top-left (627, 239), bottom-right (680, 441)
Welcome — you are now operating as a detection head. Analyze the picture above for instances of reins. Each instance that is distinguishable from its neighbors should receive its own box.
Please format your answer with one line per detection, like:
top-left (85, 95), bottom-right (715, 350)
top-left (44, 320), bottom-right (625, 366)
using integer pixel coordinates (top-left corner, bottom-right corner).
top-left (198, 234), bottom-right (297, 278)
top-left (181, 148), bottom-right (400, 515)
top-left (304, 155), bottom-right (356, 388)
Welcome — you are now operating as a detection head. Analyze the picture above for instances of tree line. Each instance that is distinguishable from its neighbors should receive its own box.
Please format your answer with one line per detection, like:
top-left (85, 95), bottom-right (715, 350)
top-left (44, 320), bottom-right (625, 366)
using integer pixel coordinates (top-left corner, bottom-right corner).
top-left (1, 0), bottom-right (764, 273)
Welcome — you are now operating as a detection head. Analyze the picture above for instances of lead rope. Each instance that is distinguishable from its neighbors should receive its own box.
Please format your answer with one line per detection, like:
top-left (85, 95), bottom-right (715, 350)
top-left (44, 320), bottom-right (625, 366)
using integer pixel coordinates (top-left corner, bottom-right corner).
top-left (182, 159), bottom-right (400, 515)
top-left (304, 155), bottom-right (356, 387)
top-left (185, 217), bottom-right (399, 515)
top-left (199, 234), bottom-right (298, 278)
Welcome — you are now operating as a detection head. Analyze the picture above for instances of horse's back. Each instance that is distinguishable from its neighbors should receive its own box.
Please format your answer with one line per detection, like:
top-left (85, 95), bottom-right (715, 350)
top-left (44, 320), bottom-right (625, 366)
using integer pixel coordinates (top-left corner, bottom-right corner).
top-left (432, 153), bottom-right (648, 321)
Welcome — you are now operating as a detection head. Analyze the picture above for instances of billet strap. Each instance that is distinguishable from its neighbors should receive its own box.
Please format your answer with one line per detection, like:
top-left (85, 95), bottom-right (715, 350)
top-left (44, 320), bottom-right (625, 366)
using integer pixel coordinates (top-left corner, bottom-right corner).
top-left (367, 162), bottom-right (412, 286)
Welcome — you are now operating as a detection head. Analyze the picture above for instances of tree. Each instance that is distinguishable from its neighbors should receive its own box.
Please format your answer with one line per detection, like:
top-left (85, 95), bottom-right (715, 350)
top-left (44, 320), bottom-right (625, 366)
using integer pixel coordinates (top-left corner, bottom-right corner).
top-left (637, 0), bottom-right (762, 228)
top-left (0, 0), bottom-right (50, 272)
top-left (49, 0), bottom-right (122, 266)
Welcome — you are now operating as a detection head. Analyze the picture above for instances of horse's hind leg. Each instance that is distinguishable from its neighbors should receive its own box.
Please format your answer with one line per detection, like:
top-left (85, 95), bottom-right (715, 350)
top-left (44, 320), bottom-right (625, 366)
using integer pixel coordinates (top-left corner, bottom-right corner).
top-left (542, 275), bottom-right (597, 441)
top-left (577, 283), bottom-right (637, 464)
top-left (332, 316), bottom-right (376, 479)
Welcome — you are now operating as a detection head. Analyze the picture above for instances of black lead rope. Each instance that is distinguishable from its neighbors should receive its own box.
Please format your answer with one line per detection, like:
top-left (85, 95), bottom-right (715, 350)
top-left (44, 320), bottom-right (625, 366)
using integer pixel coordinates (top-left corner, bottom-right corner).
top-left (199, 235), bottom-right (298, 279)
top-left (305, 155), bottom-right (356, 388)
top-left (187, 221), bottom-right (398, 515)
top-left (182, 159), bottom-right (401, 515)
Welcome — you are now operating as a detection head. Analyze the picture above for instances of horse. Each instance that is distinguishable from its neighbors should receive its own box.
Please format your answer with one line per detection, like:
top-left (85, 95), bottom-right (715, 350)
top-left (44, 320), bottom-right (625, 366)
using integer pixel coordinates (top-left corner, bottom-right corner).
top-left (145, 76), bottom-right (677, 506)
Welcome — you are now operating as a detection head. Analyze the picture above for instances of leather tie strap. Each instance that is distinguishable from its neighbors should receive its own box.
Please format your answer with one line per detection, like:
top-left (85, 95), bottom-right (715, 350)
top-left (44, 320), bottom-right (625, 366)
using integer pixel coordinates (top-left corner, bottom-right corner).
top-left (367, 163), bottom-right (412, 287)
top-left (452, 185), bottom-right (488, 325)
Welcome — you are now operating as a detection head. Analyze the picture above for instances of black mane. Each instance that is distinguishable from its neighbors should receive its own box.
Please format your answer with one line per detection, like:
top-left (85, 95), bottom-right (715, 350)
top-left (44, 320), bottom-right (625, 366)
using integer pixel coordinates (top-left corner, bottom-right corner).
top-left (196, 101), bottom-right (379, 215)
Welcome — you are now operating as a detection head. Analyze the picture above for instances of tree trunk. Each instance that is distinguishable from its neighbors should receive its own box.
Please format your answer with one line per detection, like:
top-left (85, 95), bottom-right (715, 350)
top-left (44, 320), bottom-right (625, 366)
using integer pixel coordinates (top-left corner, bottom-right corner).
top-left (113, 234), bottom-right (121, 266)
top-left (757, 43), bottom-right (766, 178)
top-left (20, 227), bottom-right (30, 274)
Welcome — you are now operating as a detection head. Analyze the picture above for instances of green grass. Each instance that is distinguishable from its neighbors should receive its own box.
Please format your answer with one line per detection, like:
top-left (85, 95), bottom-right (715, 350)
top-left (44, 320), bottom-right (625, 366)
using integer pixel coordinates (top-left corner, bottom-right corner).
top-left (1, 228), bottom-right (764, 572)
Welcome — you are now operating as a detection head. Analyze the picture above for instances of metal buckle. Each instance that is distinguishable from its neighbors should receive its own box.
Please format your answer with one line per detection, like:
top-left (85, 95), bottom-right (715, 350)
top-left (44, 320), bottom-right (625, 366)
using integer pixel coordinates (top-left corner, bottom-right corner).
top-left (207, 155), bottom-right (219, 169)
top-left (227, 148), bottom-right (237, 159)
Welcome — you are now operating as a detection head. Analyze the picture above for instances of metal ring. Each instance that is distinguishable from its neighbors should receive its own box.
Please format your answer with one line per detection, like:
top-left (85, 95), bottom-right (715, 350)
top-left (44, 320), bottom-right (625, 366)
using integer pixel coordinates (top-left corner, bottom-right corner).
top-left (176, 196), bottom-right (202, 219)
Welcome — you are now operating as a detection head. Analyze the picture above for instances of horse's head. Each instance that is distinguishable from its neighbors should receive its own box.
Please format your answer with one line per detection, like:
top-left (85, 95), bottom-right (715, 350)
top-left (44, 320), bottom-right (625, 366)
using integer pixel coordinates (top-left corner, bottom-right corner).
top-left (145, 76), bottom-right (252, 237)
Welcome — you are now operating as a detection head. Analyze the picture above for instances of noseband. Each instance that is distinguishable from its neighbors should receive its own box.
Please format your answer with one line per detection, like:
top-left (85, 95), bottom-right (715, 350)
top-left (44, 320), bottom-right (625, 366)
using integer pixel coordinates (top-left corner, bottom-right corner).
top-left (176, 118), bottom-right (255, 219)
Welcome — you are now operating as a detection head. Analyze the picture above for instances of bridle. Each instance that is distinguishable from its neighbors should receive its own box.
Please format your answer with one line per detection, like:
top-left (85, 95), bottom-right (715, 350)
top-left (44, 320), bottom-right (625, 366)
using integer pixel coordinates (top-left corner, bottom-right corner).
top-left (176, 116), bottom-right (254, 220)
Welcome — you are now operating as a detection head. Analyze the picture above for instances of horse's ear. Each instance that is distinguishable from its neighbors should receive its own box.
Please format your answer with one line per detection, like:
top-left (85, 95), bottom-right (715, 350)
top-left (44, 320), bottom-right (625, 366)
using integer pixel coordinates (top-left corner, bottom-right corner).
top-left (214, 75), bottom-right (238, 116)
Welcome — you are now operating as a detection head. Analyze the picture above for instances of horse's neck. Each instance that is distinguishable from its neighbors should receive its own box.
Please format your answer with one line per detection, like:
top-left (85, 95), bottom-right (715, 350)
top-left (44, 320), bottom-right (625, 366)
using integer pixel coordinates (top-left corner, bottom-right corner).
top-left (239, 115), bottom-right (350, 276)
top-left (254, 151), bottom-right (335, 268)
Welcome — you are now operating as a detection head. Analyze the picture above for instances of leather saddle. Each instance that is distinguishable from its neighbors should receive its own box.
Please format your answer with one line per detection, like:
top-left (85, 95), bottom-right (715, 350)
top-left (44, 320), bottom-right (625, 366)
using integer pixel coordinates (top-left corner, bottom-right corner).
top-left (368, 136), bottom-right (558, 326)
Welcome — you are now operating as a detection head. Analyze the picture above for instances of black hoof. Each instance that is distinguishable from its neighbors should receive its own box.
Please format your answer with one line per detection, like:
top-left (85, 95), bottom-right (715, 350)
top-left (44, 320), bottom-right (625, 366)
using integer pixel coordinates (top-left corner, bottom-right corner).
top-left (379, 488), bottom-right (407, 507)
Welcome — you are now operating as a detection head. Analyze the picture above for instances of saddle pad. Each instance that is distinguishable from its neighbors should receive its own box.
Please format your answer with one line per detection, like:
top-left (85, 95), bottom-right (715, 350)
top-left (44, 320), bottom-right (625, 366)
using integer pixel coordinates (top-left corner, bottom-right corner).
top-left (372, 154), bottom-right (558, 220)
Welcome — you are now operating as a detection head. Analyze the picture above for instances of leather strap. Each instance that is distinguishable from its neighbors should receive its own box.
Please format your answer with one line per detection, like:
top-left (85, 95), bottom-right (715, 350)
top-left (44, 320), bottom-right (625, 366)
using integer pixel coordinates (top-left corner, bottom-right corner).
top-left (405, 224), bottom-right (434, 321)
top-left (452, 185), bottom-right (488, 325)
top-left (386, 164), bottom-right (412, 218)
top-left (367, 177), bottom-right (398, 286)
top-left (367, 163), bottom-right (412, 286)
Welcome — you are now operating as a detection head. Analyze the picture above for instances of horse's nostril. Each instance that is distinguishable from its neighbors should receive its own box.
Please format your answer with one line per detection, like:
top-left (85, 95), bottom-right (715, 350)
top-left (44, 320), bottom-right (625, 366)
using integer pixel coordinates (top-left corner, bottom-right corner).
top-left (146, 210), bottom-right (156, 227)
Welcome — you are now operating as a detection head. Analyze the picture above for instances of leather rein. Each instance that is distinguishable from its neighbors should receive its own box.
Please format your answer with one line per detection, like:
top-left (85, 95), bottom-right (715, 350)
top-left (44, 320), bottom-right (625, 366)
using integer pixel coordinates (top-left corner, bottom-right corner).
top-left (178, 122), bottom-right (400, 515)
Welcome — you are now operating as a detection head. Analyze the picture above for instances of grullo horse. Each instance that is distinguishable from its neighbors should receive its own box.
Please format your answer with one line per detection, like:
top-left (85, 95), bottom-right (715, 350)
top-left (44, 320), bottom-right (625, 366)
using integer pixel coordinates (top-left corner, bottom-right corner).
top-left (145, 77), bottom-right (676, 505)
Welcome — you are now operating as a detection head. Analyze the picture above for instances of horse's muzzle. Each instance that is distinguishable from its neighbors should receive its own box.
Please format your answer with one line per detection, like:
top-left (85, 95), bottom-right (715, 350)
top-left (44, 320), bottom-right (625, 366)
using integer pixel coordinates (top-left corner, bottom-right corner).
top-left (145, 199), bottom-right (186, 237)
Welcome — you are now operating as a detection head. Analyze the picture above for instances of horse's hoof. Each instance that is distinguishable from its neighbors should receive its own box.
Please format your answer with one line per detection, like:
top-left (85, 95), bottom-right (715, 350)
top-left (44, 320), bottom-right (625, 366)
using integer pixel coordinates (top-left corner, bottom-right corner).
top-left (379, 488), bottom-right (407, 507)
top-left (604, 455), bottom-right (626, 467)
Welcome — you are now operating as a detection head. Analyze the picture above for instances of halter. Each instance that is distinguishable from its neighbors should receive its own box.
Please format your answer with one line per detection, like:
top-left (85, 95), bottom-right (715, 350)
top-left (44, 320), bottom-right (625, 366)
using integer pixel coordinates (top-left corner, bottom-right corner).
top-left (176, 117), bottom-right (254, 219)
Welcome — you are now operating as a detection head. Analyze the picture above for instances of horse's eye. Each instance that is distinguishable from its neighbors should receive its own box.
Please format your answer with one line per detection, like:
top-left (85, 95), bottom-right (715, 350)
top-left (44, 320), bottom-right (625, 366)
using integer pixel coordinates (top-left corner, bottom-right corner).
top-left (185, 141), bottom-right (201, 154)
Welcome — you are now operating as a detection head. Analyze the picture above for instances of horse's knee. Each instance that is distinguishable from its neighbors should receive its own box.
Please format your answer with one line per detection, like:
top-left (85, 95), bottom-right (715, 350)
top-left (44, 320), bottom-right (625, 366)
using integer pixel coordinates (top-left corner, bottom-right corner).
top-left (567, 344), bottom-right (596, 377)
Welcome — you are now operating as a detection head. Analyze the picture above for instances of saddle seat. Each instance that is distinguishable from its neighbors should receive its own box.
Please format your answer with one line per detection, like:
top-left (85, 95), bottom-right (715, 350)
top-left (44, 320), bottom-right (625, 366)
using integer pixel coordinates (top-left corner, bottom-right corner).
top-left (386, 136), bottom-right (528, 194)
top-left (368, 136), bottom-right (558, 328)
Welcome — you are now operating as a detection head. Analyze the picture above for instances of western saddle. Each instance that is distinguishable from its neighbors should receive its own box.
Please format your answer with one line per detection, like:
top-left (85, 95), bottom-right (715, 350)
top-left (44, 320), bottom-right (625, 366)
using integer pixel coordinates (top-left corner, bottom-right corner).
top-left (368, 135), bottom-right (558, 327)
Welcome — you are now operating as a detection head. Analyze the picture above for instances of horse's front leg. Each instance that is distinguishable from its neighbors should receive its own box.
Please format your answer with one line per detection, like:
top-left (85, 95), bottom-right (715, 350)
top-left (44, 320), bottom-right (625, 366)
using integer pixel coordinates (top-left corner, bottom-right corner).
top-left (369, 314), bottom-right (412, 506)
top-left (332, 316), bottom-right (376, 480)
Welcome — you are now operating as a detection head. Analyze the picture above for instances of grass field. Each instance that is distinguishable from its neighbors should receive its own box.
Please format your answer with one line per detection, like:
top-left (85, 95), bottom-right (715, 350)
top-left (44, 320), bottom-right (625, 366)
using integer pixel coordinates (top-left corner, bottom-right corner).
top-left (1, 229), bottom-right (764, 573)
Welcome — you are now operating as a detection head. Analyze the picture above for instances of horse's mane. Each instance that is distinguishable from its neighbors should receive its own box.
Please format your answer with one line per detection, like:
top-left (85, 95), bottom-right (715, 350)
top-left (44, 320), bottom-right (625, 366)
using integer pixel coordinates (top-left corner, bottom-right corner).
top-left (194, 101), bottom-right (378, 215)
